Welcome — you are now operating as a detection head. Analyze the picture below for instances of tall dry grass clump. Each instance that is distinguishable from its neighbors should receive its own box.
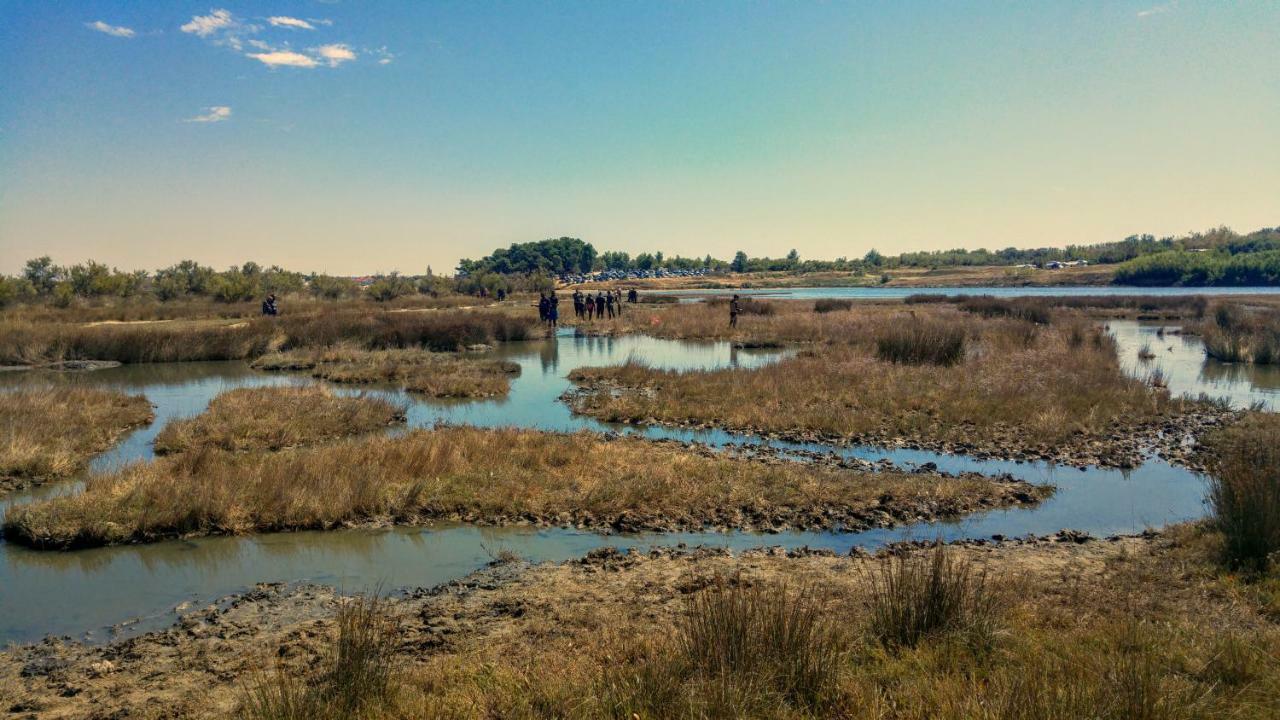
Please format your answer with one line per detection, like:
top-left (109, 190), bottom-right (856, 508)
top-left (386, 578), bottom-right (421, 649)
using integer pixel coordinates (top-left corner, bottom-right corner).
top-left (0, 385), bottom-right (152, 492)
top-left (865, 543), bottom-right (999, 648)
top-left (252, 346), bottom-right (520, 398)
top-left (240, 592), bottom-right (401, 720)
top-left (597, 579), bottom-right (847, 717)
top-left (153, 386), bottom-right (404, 454)
top-left (1202, 302), bottom-right (1280, 364)
top-left (813, 298), bottom-right (853, 313)
top-left (875, 317), bottom-right (966, 366)
top-left (1204, 413), bottom-right (1280, 572)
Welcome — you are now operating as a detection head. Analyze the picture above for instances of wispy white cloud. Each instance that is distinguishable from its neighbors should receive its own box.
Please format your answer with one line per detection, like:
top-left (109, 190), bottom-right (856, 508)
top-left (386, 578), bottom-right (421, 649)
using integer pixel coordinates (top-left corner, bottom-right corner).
top-left (312, 43), bottom-right (356, 67)
top-left (371, 46), bottom-right (394, 65)
top-left (180, 9), bottom-right (234, 37)
top-left (1137, 2), bottom-right (1176, 18)
top-left (268, 16), bottom-right (315, 31)
top-left (247, 50), bottom-right (319, 68)
top-left (86, 20), bottom-right (135, 38)
top-left (185, 106), bottom-right (232, 123)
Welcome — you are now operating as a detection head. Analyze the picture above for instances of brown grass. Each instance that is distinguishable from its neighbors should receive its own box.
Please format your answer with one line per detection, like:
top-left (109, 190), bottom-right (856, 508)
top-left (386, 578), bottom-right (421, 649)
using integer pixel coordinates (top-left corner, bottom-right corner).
top-left (252, 346), bottom-right (521, 398)
top-left (153, 386), bottom-right (405, 455)
top-left (1202, 412), bottom-right (1280, 572)
top-left (0, 385), bottom-right (152, 493)
top-left (568, 306), bottom-right (1170, 450)
top-left (0, 307), bottom-right (541, 365)
top-left (224, 528), bottom-right (1280, 720)
top-left (1, 427), bottom-right (1038, 549)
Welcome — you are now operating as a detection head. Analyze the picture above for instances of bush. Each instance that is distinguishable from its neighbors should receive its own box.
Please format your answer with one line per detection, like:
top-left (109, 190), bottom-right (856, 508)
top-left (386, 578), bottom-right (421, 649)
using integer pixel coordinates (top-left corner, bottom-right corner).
top-left (1205, 414), bottom-right (1280, 572)
top-left (866, 543), bottom-right (999, 648)
top-left (813, 299), bottom-right (853, 313)
top-left (875, 318), bottom-right (966, 366)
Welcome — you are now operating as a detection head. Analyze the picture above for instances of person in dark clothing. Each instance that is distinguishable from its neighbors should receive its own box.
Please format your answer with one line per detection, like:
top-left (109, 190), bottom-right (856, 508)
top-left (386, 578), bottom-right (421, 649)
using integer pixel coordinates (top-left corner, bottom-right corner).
top-left (538, 293), bottom-right (549, 323)
top-left (605, 291), bottom-right (616, 319)
top-left (572, 290), bottom-right (584, 319)
top-left (729, 294), bottom-right (741, 328)
top-left (628, 288), bottom-right (638, 304)
top-left (548, 293), bottom-right (559, 328)
top-left (261, 294), bottom-right (278, 316)
top-left (585, 291), bottom-right (594, 320)
top-left (595, 292), bottom-right (606, 319)
top-left (613, 289), bottom-right (623, 315)
top-left (496, 288), bottom-right (506, 302)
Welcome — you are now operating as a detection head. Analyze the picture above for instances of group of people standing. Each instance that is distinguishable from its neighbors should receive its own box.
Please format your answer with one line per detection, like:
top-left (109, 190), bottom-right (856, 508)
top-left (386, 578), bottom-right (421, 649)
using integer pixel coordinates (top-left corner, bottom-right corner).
top-left (538, 288), bottom-right (641, 328)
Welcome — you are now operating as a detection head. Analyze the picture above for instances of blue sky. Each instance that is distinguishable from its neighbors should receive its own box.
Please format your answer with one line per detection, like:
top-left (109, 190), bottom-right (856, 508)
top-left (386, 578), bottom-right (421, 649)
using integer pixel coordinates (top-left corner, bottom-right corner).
top-left (1, 1), bottom-right (1277, 275)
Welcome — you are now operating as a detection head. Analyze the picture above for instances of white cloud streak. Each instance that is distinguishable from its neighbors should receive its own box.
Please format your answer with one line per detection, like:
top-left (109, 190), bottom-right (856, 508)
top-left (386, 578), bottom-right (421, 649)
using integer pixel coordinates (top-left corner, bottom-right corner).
top-left (313, 43), bottom-right (356, 67)
top-left (185, 106), bottom-right (232, 123)
top-left (268, 16), bottom-right (315, 31)
top-left (86, 21), bottom-right (135, 38)
top-left (1137, 2), bottom-right (1176, 18)
top-left (247, 51), bottom-right (319, 68)
top-left (180, 9), bottom-right (234, 37)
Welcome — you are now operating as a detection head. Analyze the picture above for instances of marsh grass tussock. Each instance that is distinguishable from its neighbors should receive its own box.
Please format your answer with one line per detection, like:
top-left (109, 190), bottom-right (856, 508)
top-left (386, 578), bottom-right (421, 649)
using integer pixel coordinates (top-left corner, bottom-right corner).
top-left (0, 385), bottom-right (152, 492)
top-left (874, 317), bottom-right (966, 366)
top-left (865, 543), bottom-right (998, 649)
top-left (252, 346), bottom-right (520, 398)
top-left (240, 592), bottom-right (401, 720)
top-left (1202, 302), bottom-right (1280, 364)
top-left (1, 427), bottom-right (1027, 548)
top-left (1204, 413), bottom-right (1280, 572)
top-left (153, 386), bottom-right (405, 455)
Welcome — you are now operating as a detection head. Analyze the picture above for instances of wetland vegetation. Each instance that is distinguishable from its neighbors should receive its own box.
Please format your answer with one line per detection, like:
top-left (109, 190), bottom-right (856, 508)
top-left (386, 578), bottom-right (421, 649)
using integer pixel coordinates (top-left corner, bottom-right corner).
top-left (153, 386), bottom-right (406, 455)
top-left (0, 385), bottom-right (153, 494)
top-left (252, 346), bottom-right (521, 398)
top-left (2, 425), bottom-right (1044, 549)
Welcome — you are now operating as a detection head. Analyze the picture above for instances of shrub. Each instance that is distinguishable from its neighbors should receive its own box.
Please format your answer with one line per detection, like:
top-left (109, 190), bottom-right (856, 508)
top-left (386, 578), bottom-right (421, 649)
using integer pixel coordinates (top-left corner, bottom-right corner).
top-left (866, 543), bottom-right (999, 648)
top-left (1205, 414), bottom-right (1280, 572)
top-left (875, 318), bottom-right (966, 366)
top-left (813, 298), bottom-right (853, 313)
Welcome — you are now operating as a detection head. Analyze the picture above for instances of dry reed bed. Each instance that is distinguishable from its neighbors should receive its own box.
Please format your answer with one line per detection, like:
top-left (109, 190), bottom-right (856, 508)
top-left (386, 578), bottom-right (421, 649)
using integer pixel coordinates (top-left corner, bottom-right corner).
top-left (0, 307), bottom-right (540, 365)
top-left (0, 385), bottom-right (152, 494)
top-left (153, 386), bottom-right (405, 455)
top-left (1, 427), bottom-right (1044, 549)
top-left (568, 307), bottom-right (1180, 460)
top-left (252, 346), bottom-right (521, 398)
top-left (1200, 303), bottom-right (1280, 364)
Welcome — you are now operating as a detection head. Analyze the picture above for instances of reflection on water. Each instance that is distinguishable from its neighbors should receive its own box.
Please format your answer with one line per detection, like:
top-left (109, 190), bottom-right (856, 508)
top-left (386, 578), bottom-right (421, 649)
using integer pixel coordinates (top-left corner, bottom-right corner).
top-left (0, 324), bottom-right (1271, 644)
top-left (1109, 320), bottom-right (1280, 410)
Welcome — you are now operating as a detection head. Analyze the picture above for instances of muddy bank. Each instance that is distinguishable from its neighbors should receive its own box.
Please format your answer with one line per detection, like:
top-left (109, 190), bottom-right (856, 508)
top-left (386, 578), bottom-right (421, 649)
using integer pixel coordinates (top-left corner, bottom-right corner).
top-left (563, 379), bottom-right (1237, 471)
top-left (0, 532), bottom-right (1165, 719)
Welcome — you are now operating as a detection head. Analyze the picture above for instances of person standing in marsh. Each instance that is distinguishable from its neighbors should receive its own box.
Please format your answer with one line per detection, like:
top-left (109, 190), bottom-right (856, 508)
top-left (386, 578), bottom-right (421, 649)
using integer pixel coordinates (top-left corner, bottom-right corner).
top-left (595, 291), bottom-right (606, 320)
top-left (605, 290), bottom-right (616, 319)
top-left (548, 292), bottom-right (559, 329)
top-left (537, 293), bottom-right (549, 323)
top-left (573, 289), bottom-right (585, 319)
top-left (729, 294), bottom-right (741, 328)
top-left (261, 294), bottom-right (278, 316)
top-left (613, 289), bottom-right (624, 315)
top-left (628, 288), bottom-right (638, 304)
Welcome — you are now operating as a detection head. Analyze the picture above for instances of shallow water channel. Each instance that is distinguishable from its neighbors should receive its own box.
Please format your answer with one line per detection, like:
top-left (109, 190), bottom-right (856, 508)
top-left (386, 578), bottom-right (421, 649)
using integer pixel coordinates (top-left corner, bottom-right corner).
top-left (0, 326), bottom-right (1272, 644)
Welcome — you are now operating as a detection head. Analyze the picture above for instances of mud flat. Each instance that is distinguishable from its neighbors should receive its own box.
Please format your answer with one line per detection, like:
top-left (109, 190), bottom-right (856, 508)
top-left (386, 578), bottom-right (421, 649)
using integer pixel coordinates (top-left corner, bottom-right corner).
top-left (5, 526), bottom-right (1275, 719)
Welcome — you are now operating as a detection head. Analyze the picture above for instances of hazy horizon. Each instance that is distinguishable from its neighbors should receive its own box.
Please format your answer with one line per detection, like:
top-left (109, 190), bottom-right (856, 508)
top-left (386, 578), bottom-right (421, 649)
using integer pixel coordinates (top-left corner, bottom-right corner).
top-left (2, 2), bottom-right (1277, 276)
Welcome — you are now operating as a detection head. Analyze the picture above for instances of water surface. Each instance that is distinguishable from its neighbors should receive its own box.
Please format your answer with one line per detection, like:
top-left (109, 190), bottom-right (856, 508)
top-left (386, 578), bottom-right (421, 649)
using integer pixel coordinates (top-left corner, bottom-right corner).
top-left (0, 326), bottom-right (1265, 644)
